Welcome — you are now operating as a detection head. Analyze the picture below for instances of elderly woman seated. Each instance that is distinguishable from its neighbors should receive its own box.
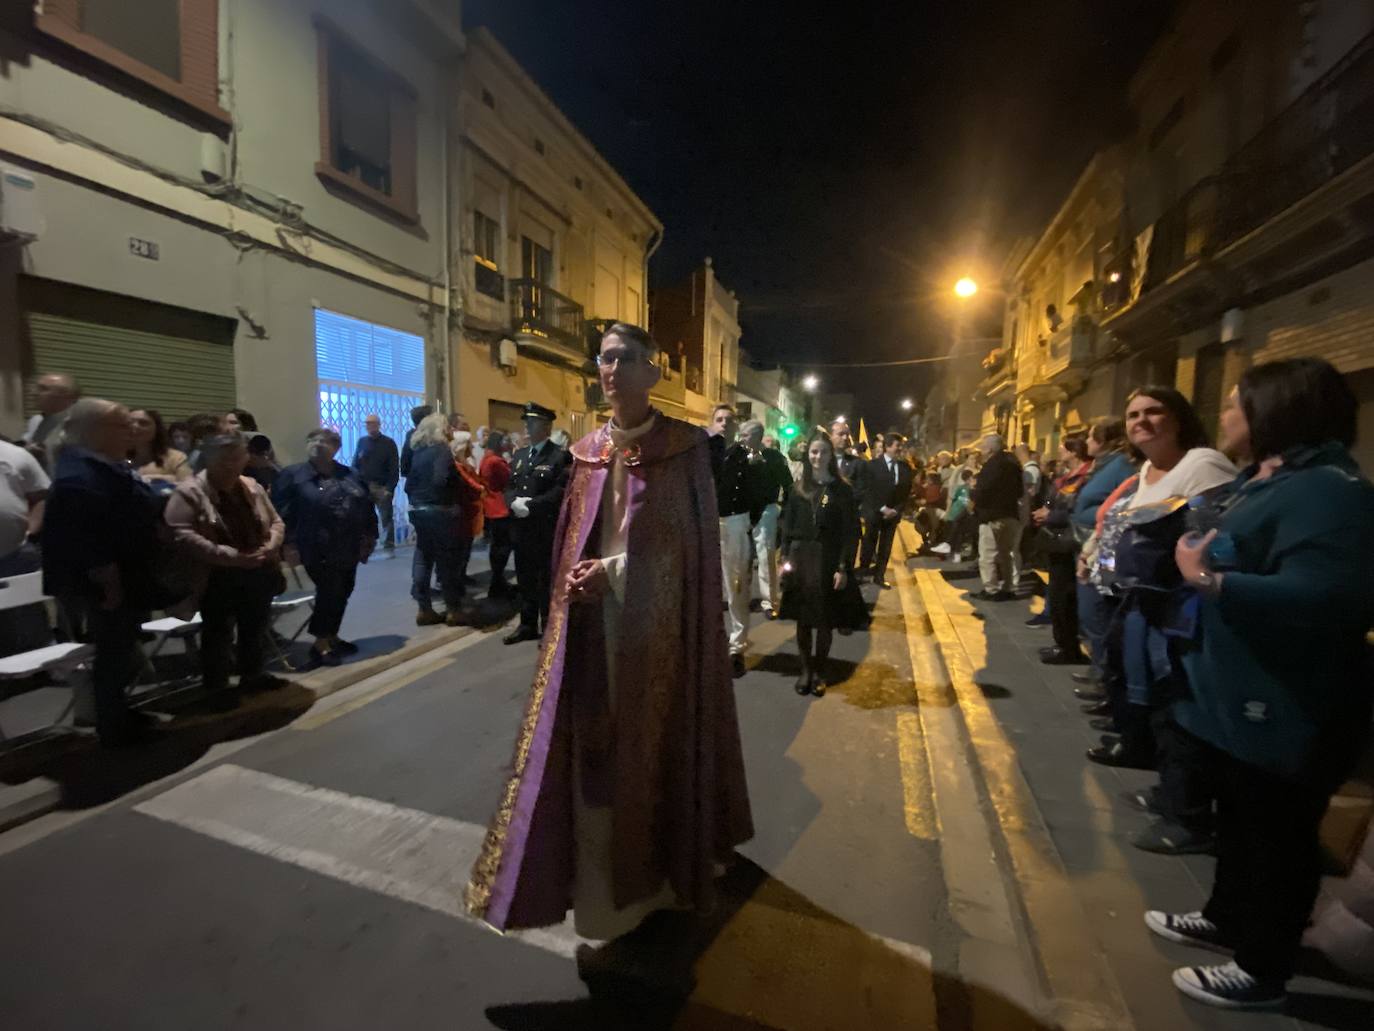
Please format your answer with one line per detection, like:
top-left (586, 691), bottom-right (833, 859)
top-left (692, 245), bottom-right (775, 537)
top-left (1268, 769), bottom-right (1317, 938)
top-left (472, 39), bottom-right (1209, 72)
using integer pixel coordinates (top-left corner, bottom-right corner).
top-left (165, 433), bottom-right (285, 706)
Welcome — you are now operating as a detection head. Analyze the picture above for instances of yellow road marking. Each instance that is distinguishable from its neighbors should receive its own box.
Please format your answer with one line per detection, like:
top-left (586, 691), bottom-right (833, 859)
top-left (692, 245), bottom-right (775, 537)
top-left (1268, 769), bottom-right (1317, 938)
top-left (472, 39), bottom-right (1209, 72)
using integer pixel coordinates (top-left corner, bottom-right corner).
top-left (292, 653), bottom-right (456, 730)
top-left (895, 711), bottom-right (937, 840)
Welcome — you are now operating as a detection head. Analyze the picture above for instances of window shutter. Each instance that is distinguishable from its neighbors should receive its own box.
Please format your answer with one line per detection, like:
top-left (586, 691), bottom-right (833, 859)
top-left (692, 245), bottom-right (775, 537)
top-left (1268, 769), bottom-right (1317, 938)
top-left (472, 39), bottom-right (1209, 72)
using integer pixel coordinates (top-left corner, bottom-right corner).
top-left (391, 92), bottom-right (418, 215)
top-left (179, 0), bottom-right (220, 111)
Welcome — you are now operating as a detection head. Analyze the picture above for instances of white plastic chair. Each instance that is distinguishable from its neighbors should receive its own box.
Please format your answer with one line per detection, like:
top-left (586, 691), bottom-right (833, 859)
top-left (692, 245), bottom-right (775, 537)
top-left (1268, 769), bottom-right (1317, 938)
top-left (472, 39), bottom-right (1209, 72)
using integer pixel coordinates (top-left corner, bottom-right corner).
top-left (0, 573), bottom-right (93, 745)
top-left (265, 565), bottom-right (315, 671)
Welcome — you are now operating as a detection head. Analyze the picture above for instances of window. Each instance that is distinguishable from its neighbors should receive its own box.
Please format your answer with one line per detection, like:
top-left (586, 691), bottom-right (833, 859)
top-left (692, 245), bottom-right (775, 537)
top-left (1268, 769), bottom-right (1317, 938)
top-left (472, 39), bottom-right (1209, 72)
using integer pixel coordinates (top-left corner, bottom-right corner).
top-left (316, 20), bottom-right (419, 222)
top-left (1193, 342), bottom-right (1226, 441)
top-left (522, 237), bottom-right (554, 285)
top-left (314, 307), bottom-right (425, 544)
top-left (473, 211), bottom-right (504, 300)
top-left (36, 0), bottom-right (227, 127)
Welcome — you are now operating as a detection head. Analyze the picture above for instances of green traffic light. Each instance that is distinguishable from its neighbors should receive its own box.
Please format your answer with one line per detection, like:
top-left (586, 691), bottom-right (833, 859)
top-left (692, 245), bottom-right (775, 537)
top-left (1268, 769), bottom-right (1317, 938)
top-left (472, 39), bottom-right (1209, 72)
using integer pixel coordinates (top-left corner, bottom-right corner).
top-left (781, 424), bottom-right (798, 438)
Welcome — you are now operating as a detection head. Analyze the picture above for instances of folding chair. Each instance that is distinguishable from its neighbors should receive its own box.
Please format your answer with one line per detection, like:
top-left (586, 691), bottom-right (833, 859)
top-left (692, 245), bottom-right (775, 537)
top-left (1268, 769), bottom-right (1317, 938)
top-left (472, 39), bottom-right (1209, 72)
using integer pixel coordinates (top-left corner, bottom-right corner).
top-left (0, 573), bottom-right (94, 747)
top-left (130, 612), bottom-right (205, 704)
top-left (265, 565), bottom-right (315, 672)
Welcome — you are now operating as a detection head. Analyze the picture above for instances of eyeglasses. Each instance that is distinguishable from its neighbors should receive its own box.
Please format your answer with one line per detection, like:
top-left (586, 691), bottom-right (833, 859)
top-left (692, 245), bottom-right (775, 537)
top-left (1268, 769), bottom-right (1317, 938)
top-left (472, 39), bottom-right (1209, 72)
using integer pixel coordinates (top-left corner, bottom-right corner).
top-left (595, 350), bottom-right (654, 370)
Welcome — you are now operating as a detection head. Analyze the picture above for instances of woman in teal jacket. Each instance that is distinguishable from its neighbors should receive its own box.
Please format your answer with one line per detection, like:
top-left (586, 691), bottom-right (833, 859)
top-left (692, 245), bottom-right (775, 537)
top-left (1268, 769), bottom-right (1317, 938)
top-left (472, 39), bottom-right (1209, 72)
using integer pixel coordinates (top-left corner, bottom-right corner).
top-left (1146, 358), bottom-right (1374, 1011)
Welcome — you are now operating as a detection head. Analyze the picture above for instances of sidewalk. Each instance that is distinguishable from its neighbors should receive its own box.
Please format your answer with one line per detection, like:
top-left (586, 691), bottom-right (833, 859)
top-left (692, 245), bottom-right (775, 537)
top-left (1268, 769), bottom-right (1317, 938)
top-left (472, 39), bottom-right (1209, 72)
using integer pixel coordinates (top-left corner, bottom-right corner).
top-left (904, 527), bottom-right (1374, 1030)
top-left (0, 543), bottom-right (516, 828)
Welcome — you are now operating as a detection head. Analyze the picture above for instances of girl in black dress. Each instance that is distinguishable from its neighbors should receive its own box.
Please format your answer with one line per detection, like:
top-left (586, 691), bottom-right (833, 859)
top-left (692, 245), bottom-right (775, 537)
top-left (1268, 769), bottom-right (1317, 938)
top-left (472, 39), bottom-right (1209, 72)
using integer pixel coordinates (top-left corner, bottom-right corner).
top-left (779, 429), bottom-right (869, 697)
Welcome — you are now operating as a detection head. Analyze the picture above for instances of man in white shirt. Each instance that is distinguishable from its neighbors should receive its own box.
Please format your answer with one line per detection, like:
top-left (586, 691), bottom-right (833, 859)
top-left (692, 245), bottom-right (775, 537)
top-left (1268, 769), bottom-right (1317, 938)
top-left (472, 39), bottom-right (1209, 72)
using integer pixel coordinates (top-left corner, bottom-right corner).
top-left (21, 372), bottom-right (79, 473)
top-left (0, 439), bottom-right (51, 654)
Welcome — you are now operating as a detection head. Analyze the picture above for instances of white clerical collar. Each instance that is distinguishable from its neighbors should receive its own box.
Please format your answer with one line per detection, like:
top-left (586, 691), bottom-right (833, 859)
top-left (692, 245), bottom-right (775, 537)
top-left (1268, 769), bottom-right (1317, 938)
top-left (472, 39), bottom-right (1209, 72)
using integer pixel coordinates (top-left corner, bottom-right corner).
top-left (609, 413), bottom-right (657, 448)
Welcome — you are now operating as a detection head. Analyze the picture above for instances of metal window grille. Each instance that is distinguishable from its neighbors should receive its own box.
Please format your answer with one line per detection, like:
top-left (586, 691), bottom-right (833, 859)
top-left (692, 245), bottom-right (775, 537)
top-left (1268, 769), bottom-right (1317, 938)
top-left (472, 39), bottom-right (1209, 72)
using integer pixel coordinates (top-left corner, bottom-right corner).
top-left (314, 308), bottom-right (426, 546)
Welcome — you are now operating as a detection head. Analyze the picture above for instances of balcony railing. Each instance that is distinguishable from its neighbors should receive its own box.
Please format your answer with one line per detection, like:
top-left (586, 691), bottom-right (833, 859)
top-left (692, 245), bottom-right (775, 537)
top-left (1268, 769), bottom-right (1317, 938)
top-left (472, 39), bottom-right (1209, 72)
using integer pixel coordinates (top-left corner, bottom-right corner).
top-left (511, 278), bottom-right (585, 350)
top-left (1144, 30), bottom-right (1374, 291)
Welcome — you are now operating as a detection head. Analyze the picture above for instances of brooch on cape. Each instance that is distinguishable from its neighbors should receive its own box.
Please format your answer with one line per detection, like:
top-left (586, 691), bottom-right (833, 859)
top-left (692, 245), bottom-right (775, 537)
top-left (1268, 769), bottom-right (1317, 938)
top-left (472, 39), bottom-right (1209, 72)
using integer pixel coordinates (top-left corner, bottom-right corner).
top-left (596, 435), bottom-right (643, 467)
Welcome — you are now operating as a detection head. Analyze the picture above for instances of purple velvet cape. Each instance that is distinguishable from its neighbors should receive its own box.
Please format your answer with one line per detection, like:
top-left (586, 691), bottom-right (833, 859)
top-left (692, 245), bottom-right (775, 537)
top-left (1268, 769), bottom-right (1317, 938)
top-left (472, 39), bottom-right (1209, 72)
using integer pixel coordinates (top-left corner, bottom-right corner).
top-left (465, 413), bottom-right (754, 931)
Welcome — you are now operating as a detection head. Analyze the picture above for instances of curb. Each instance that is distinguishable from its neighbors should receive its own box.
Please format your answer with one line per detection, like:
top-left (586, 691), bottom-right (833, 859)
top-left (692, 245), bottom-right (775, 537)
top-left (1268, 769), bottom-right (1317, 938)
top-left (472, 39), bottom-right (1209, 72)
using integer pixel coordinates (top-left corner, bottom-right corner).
top-left (900, 524), bottom-right (1134, 1031)
top-left (292, 624), bottom-right (479, 701)
top-left (0, 622), bottom-right (493, 835)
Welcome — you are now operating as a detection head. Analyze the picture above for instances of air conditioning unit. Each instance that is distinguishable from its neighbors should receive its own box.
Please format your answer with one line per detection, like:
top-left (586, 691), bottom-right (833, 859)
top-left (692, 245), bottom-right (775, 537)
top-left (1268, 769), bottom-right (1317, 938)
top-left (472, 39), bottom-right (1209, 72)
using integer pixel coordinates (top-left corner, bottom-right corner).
top-left (0, 165), bottom-right (42, 241)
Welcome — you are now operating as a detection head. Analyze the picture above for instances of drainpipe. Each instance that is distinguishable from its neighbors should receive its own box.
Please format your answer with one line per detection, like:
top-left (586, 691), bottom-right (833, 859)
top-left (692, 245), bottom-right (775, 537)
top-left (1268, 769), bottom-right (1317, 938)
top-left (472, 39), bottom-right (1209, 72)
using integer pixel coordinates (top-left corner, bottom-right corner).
top-left (643, 226), bottom-right (663, 328)
top-left (439, 96), bottom-right (453, 412)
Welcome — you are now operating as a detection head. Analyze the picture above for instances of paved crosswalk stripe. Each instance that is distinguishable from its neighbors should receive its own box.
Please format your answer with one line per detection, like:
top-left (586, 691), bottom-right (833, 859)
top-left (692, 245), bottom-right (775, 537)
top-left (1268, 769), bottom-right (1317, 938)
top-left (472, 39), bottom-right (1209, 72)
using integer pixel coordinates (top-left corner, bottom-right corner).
top-left (133, 763), bottom-right (582, 957)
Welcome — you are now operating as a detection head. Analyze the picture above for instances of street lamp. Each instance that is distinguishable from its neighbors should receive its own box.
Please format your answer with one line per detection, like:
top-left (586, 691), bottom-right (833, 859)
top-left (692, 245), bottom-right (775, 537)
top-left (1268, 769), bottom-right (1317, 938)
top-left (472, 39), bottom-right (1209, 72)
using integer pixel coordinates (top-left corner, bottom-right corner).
top-left (900, 398), bottom-right (913, 411)
top-left (954, 277), bottom-right (978, 298)
top-left (801, 374), bottom-right (819, 392)
top-left (835, 414), bottom-right (847, 423)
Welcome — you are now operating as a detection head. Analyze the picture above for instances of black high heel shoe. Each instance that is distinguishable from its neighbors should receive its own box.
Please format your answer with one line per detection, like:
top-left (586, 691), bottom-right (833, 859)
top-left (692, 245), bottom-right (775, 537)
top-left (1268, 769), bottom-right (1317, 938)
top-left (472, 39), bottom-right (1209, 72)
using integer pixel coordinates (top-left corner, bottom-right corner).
top-left (810, 673), bottom-right (827, 698)
top-left (794, 671), bottom-right (812, 695)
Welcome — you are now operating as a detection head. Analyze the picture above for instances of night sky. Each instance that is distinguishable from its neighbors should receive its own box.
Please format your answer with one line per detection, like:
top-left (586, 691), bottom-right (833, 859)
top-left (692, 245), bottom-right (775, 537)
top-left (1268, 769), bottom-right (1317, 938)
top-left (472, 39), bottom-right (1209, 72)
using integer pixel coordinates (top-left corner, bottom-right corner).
top-left (464, 0), bottom-right (1175, 430)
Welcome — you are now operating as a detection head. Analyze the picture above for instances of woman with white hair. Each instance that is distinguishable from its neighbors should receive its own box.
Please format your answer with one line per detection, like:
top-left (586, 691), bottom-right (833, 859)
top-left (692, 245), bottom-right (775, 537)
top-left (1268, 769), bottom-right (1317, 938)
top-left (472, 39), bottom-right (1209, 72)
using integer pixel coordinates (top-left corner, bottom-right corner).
top-left (405, 414), bottom-right (473, 626)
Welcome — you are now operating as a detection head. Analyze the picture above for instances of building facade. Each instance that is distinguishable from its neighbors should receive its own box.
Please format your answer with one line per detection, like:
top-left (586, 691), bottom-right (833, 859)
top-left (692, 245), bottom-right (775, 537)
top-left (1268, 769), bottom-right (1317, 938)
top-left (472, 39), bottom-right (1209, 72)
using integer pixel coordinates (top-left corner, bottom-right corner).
top-left (650, 257), bottom-right (742, 425)
top-left (734, 352), bottom-right (805, 439)
top-left (974, 0), bottom-right (1374, 472)
top-left (454, 28), bottom-right (661, 439)
top-left (0, 0), bottom-right (462, 467)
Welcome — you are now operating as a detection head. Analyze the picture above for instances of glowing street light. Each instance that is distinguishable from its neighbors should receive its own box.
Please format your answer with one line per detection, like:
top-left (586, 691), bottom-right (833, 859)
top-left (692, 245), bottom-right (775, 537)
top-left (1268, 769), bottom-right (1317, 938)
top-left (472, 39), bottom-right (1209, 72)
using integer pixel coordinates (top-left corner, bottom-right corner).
top-left (900, 398), bottom-right (914, 411)
top-left (835, 414), bottom-right (847, 423)
top-left (954, 277), bottom-right (978, 298)
top-left (801, 374), bottom-right (819, 392)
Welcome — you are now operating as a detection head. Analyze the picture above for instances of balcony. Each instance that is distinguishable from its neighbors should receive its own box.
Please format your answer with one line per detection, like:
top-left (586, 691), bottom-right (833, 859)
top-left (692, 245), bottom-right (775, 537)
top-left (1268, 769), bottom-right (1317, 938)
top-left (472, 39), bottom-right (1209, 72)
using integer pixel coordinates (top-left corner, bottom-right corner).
top-left (650, 356), bottom-right (687, 411)
top-left (1113, 30), bottom-right (1374, 336)
top-left (510, 278), bottom-right (586, 367)
top-left (977, 347), bottom-right (1016, 400)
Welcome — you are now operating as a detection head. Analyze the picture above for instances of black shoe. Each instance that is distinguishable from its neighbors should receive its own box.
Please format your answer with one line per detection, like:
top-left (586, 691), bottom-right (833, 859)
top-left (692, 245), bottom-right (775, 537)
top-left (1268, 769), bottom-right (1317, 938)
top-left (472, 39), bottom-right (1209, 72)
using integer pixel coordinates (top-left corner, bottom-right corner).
top-left (1171, 961), bottom-right (1285, 1010)
top-left (333, 639), bottom-right (359, 656)
top-left (794, 673), bottom-right (811, 695)
top-left (1146, 911), bottom-right (1233, 955)
top-left (1025, 612), bottom-right (1052, 627)
top-left (1081, 699), bottom-right (1113, 716)
top-left (1071, 669), bottom-right (1103, 685)
top-left (415, 608), bottom-right (443, 627)
top-left (1089, 717), bottom-right (1118, 732)
top-left (307, 645), bottom-right (342, 668)
top-left (992, 591), bottom-right (1017, 602)
top-left (1087, 740), bottom-right (1155, 770)
top-left (1119, 787), bottom-right (1163, 815)
top-left (811, 677), bottom-right (827, 698)
top-left (1041, 647), bottom-right (1091, 666)
top-left (969, 590), bottom-right (999, 601)
top-left (1073, 686), bottom-right (1107, 701)
top-left (503, 626), bottom-right (540, 645)
top-left (1132, 819), bottom-right (1216, 856)
top-left (731, 654), bottom-right (747, 679)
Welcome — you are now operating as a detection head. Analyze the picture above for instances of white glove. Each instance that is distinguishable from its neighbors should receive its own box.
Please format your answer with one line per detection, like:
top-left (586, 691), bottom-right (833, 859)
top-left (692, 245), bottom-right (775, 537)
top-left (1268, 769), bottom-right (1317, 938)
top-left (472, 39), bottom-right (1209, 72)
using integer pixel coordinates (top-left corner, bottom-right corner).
top-left (512, 497), bottom-right (532, 519)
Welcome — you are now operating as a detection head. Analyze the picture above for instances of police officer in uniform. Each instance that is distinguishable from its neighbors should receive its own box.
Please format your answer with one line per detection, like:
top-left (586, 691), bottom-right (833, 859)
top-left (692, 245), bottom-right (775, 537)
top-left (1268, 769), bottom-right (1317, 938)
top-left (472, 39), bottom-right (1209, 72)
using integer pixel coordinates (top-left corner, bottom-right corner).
top-left (503, 402), bottom-right (572, 645)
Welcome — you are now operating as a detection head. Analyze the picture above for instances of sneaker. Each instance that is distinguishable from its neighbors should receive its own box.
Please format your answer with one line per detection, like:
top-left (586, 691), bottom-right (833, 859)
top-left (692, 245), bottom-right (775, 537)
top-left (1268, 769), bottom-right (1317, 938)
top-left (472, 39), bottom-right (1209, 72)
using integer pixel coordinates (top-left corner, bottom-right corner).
top-left (1145, 911), bottom-right (1232, 954)
top-left (930, 543), bottom-right (952, 555)
top-left (1171, 961), bottom-right (1285, 1010)
top-left (1119, 787), bottom-right (1162, 815)
top-left (1131, 820), bottom-right (1216, 856)
top-left (1024, 611), bottom-right (1052, 627)
top-left (1071, 669), bottom-right (1103, 686)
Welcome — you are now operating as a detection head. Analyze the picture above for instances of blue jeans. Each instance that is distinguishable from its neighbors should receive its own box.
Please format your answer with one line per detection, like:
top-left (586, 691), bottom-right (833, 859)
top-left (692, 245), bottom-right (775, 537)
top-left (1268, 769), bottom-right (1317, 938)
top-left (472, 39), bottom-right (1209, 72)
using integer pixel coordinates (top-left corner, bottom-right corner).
top-left (409, 507), bottom-right (470, 611)
top-left (1076, 581), bottom-right (1110, 673)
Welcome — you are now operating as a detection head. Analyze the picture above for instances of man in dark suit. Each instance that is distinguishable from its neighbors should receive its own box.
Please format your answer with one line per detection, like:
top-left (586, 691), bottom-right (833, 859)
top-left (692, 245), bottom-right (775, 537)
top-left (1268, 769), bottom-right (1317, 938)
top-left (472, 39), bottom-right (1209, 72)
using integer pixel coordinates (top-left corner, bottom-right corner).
top-left (503, 402), bottom-right (572, 644)
top-left (831, 419), bottom-right (871, 572)
top-left (860, 433), bottom-right (914, 588)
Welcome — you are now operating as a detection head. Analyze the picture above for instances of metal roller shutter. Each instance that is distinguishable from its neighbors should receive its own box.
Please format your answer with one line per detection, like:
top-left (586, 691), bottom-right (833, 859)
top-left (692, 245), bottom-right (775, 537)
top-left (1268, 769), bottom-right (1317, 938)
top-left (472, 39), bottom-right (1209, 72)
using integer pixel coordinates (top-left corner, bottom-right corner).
top-left (21, 280), bottom-right (237, 419)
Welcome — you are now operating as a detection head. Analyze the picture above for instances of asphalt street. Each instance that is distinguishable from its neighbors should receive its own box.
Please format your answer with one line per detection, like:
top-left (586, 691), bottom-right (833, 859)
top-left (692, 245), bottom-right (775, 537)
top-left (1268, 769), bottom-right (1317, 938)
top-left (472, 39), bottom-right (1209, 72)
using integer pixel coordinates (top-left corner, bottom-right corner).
top-left (0, 563), bottom-right (979, 1030)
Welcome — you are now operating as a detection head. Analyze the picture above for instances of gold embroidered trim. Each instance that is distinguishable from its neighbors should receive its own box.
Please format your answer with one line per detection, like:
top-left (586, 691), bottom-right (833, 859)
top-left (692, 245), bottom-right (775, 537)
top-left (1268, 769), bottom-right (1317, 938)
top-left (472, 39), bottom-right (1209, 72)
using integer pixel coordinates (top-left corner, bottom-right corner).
top-left (463, 465), bottom-right (590, 920)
